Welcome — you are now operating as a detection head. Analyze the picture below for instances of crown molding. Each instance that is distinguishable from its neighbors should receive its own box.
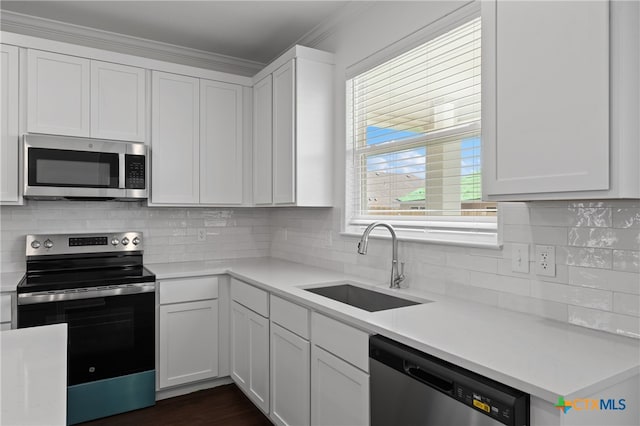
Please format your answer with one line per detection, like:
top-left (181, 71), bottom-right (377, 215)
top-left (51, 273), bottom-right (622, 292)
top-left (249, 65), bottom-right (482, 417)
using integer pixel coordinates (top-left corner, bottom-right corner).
top-left (294, 1), bottom-right (376, 51)
top-left (0, 10), bottom-right (264, 76)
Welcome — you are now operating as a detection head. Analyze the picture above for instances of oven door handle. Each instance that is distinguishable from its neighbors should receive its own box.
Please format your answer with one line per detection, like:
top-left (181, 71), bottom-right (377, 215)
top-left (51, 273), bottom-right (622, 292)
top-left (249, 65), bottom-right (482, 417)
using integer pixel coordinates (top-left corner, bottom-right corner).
top-left (17, 283), bottom-right (156, 305)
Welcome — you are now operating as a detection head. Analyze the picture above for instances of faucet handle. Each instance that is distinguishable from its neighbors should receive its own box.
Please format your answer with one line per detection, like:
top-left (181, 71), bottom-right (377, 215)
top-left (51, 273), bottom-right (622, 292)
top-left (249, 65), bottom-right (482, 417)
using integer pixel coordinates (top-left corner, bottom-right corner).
top-left (400, 262), bottom-right (405, 277)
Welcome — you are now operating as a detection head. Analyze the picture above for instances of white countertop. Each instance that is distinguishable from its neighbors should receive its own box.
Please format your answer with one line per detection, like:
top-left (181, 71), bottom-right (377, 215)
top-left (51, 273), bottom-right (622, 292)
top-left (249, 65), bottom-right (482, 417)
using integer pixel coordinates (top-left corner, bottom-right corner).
top-left (0, 323), bottom-right (67, 425)
top-left (0, 272), bottom-right (23, 293)
top-left (149, 258), bottom-right (640, 404)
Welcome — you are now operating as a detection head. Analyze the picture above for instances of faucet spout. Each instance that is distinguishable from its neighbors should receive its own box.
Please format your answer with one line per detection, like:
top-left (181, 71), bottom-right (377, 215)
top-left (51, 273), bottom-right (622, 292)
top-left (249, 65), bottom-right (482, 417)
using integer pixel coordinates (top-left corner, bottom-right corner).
top-left (357, 222), bottom-right (405, 288)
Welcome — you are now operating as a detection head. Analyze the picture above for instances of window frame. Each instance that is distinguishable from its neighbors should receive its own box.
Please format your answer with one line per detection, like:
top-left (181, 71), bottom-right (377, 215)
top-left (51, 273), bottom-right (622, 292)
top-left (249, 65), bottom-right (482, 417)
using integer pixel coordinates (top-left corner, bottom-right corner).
top-left (343, 1), bottom-right (499, 248)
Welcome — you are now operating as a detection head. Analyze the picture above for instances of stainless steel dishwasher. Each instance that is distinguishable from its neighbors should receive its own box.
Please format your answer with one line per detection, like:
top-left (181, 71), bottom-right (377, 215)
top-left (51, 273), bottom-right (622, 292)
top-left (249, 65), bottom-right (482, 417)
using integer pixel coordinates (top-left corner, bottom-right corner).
top-left (370, 335), bottom-right (529, 426)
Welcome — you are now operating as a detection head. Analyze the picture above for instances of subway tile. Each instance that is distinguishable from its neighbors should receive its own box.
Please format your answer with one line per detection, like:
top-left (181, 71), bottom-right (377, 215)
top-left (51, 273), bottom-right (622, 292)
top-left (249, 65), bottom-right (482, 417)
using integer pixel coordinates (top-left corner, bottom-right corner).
top-left (568, 227), bottom-right (640, 250)
top-left (613, 208), bottom-right (640, 229)
top-left (444, 282), bottom-right (499, 307)
top-left (613, 293), bottom-right (640, 316)
top-left (613, 250), bottom-right (640, 273)
top-left (499, 202), bottom-right (530, 225)
top-left (564, 247), bottom-right (612, 269)
top-left (568, 306), bottom-right (640, 339)
top-left (530, 280), bottom-right (613, 310)
top-left (468, 271), bottom-right (530, 296)
top-left (568, 266), bottom-right (640, 294)
top-left (568, 206), bottom-right (612, 227)
top-left (502, 225), bottom-right (567, 245)
top-left (497, 293), bottom-right (568, 322)
top-left (446, 253), bottom-right (498, 274)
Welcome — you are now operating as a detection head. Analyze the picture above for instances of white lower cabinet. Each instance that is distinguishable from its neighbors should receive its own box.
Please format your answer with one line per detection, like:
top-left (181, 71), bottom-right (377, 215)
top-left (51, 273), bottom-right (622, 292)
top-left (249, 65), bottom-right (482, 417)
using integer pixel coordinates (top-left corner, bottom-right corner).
top-left (230, 300), bottom-right (270, 414)
top-left (1, 293), bottom-right (13, 331)
top-left (310, 345), bottom-right (370, 426)
top-left (270, 294), bottom-right (311, 426)
top-left (158, 276), bottom-right (219, 389)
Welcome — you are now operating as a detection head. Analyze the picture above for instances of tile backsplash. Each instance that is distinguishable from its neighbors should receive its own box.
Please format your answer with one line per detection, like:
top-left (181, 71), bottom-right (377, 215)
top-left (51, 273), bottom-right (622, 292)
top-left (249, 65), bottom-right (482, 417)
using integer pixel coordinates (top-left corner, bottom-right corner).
top-left (1, 200), bottom-right (638, 339)
top-left (270, 201), bottom-right (640, 339)
top-left (0, 201), bottom-right (271, 272)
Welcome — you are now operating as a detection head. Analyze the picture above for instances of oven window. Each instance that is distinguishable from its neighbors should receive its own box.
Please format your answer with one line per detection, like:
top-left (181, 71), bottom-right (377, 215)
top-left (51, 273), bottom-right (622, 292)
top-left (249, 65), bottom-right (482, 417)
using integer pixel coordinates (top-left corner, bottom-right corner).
top-left (18, 292), bottom-right (154, 385)
top-left (28, 148), bottom-right (119, 188)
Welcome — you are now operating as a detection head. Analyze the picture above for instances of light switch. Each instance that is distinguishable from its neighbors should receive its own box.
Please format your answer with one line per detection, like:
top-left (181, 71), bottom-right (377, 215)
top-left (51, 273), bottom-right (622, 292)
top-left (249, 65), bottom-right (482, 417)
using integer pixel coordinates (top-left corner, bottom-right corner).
top-left (511, 243), bottom-right (530, 273)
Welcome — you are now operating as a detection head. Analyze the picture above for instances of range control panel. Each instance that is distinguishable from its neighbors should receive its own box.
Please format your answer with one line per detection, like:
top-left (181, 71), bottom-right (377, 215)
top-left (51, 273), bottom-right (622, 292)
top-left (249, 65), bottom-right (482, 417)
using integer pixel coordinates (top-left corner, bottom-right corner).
top-left (26, 232), bottom-right (143, 256)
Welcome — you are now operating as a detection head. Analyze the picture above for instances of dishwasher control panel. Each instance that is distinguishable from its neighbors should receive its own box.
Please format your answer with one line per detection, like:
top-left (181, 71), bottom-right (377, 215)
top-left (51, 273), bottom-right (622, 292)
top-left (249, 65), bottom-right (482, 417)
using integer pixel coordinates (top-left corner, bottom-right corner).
top-left (456, 384), bottom-right (515, 424)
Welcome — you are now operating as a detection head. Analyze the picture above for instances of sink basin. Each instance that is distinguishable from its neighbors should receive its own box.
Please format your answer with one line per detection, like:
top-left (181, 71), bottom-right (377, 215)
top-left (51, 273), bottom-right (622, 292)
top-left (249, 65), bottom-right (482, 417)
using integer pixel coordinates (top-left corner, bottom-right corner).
top-left (304, 284), bottom-right (427, 312)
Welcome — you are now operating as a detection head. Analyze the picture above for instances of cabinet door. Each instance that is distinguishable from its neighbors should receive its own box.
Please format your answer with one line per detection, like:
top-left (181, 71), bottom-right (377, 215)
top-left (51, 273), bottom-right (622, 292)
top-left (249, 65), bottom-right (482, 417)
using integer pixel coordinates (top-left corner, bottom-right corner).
top-left (1, 44), bottom-right (19, 203)
top-left (272, 60), bottom-right (296, 205)
top-left (91, 61), bottom-right (146, 141)
top-left (311, 345), bottom-right (369, 426)
top-left (270, 323), bottom-right (310, 426)
top-left (230, 301), bottom-right (269, 414)
top-left (253, 75), bottom-right (273, 205)
top-left (200, 79), bottom-right (243, 204)
top-left (158, 299), bottom-right (219, 389)
top-left (27, 49), bottom-right (90, 137)
top-left (151, 71), bottom-right (199, 204)
top-left (483, 0), bottom-right (609, 198)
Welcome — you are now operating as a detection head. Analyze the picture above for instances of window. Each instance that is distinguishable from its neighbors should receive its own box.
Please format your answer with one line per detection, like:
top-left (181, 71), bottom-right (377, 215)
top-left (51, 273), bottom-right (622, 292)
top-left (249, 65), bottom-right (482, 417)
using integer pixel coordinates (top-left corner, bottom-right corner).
top-left (345, 11), bottom-right (497, 246)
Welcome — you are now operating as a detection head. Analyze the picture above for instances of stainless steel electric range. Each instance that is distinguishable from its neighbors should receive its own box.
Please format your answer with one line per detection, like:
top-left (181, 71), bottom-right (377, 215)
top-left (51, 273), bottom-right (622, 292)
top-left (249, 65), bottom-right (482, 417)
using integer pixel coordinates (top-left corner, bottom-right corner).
top-left (17, 231), bottom-right (156, 425)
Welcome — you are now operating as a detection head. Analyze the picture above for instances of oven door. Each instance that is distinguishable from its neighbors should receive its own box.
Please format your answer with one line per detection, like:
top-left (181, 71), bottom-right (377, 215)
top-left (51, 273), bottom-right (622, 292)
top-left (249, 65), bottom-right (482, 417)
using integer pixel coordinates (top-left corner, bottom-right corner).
top-left (18, 292), bottom-right (154, 386)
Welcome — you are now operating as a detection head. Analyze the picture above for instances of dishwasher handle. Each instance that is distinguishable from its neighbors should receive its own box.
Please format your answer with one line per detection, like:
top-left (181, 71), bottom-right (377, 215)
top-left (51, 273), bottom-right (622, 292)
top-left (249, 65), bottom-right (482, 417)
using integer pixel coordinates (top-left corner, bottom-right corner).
top-left (404, 361), bottom-right (454, 394)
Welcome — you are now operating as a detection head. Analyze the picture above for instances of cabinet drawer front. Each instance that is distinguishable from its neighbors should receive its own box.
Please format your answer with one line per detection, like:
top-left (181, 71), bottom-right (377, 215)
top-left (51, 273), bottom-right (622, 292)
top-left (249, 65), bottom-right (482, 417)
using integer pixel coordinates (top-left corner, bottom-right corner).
top-left (270, 295), bottom-right (309, 339)
top-left (159, 276), bottom-right (218, 304)
top-left (0, 294), bottom-right (12, 323)
top-left (231, 278), bottom-right (268, 317)
top-left (311, 313), bottom-right (369, 372)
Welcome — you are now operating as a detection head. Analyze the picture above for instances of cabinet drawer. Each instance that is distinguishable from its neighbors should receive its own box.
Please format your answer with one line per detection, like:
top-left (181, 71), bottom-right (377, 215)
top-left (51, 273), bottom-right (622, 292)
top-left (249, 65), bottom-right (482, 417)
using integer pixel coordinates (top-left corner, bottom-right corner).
top-left (159, 276), bottom-right (218, 304)
top-left (231, 278), bottom-right (268, 317)
top-left (311, 313), bottom-right (369, 372)
top-left (270, 295), bottom-right (309, 339)
top-left (0, 294), bottom-right (12, 323)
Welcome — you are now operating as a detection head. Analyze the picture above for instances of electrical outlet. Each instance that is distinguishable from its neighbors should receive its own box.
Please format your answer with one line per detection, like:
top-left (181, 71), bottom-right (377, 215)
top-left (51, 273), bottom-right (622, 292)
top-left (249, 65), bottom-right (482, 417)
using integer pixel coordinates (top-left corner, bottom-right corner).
top-left (511, 243), bottom-right (530, 273)
top-left (535, 245), bottom-right (556, 277)
top-left (197, 228), bottom-right (206, 242)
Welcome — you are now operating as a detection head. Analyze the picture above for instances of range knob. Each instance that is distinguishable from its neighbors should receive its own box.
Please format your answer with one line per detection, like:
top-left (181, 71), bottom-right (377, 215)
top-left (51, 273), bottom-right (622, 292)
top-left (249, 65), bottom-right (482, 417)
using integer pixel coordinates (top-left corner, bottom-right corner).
top-left (111, 238), bottom-right (120, 246)
top-left (121, 237), bottom-right (130, 246)
top-left (31, 240), bottom-right (41, 249)
top-left (43, 239), bottom-right (54, 249)
top-left (132, 236), bottom-right (140, 246)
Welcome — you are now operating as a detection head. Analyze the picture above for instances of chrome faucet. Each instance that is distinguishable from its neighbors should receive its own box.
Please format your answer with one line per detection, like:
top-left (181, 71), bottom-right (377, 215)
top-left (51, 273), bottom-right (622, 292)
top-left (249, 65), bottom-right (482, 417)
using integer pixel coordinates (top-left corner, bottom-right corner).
top-left (357, 222), bottom-right (405, 289)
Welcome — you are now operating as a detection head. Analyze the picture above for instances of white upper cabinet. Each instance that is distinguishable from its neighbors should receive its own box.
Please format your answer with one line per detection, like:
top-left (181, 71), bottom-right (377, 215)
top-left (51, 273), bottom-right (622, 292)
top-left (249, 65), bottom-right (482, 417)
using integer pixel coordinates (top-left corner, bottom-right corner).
top-left (253, 75), bottom-right (273, 205)
top-left (482, 0), bottom-right (640, 200)
top-left (90, 60), bottom-right (146, 142)
top-left (27, 50), bottom-right (147, 141)
top-left (1, 44), bottom-right (20, 204)
top-left (151, 71), bottom-right (200, 204)
top-left (252, 46), bottom-right (334, 207)
top-left (200, 79), bottom-right (243, 205)
top-left (151, 72), bottom-right (247, 206)
top-left (272, 60), bottom-right (296, 204)
top-left (27, 49), bottom-right (90, 137)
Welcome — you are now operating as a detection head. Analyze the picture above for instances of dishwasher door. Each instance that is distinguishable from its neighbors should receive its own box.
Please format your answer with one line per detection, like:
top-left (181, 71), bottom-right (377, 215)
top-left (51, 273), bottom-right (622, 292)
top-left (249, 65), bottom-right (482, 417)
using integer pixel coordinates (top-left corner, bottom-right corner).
top-left (370, 335), bottom-right (529, 426)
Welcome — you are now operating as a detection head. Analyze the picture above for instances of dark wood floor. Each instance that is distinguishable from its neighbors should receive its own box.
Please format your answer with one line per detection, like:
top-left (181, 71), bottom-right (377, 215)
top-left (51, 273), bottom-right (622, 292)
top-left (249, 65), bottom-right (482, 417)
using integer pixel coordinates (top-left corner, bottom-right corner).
top-left (80, 384), bottom-right (272, 426)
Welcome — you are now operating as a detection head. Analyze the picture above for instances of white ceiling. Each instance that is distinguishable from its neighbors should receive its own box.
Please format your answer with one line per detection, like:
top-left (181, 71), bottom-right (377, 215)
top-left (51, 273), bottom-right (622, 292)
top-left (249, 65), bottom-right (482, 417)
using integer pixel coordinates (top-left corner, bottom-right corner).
top-left (0, 1), bottom-right (350, 64)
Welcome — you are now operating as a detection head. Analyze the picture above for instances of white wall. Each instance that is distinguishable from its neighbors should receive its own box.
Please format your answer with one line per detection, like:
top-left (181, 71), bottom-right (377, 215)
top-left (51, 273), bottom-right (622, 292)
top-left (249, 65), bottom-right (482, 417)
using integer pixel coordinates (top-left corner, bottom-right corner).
top-left (270, 1), bottom-right (640, 339)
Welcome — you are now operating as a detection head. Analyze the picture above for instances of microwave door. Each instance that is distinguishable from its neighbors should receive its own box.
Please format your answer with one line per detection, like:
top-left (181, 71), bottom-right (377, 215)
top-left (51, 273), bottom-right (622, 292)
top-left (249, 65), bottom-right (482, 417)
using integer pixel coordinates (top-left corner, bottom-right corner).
top-left (24, 147), bottom-right (126, 199)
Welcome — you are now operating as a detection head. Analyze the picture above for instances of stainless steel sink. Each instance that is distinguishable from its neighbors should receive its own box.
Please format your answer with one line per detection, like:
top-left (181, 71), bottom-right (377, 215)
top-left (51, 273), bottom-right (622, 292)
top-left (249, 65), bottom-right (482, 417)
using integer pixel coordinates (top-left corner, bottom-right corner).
top-left (304, 284), bottom-right (428, 312)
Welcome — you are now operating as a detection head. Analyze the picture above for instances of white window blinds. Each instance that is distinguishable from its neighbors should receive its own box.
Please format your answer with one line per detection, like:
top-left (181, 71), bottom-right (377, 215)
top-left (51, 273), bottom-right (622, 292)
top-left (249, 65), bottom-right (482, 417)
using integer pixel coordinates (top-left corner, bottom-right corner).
top-left (346, 15), bottom-right (497, 245)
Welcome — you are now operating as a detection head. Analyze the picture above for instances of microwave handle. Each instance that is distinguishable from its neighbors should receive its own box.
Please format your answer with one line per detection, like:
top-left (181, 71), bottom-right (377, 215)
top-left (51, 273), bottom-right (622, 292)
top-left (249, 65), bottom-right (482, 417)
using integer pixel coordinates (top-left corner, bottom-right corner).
top-left (119, 153), bottom-right (126, 189)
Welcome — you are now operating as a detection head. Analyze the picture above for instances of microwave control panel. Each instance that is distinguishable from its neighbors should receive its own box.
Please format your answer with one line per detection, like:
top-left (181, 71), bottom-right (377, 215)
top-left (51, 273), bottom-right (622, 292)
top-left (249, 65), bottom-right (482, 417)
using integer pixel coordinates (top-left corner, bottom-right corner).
top-left (125, 155), bottom-right (146, 189)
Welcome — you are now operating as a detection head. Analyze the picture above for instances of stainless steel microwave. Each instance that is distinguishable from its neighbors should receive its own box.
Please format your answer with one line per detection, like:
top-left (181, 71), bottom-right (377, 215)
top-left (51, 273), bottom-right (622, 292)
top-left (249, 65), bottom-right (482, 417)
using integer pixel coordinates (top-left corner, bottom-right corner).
top-left (23, 134), bottom-right (148, 200)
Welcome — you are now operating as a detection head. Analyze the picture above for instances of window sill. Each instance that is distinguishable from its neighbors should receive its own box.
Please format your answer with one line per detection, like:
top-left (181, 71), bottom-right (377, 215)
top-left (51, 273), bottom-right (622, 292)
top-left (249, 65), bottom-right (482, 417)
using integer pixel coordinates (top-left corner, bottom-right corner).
top-left (340, 228), bottom-right (501, 250)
